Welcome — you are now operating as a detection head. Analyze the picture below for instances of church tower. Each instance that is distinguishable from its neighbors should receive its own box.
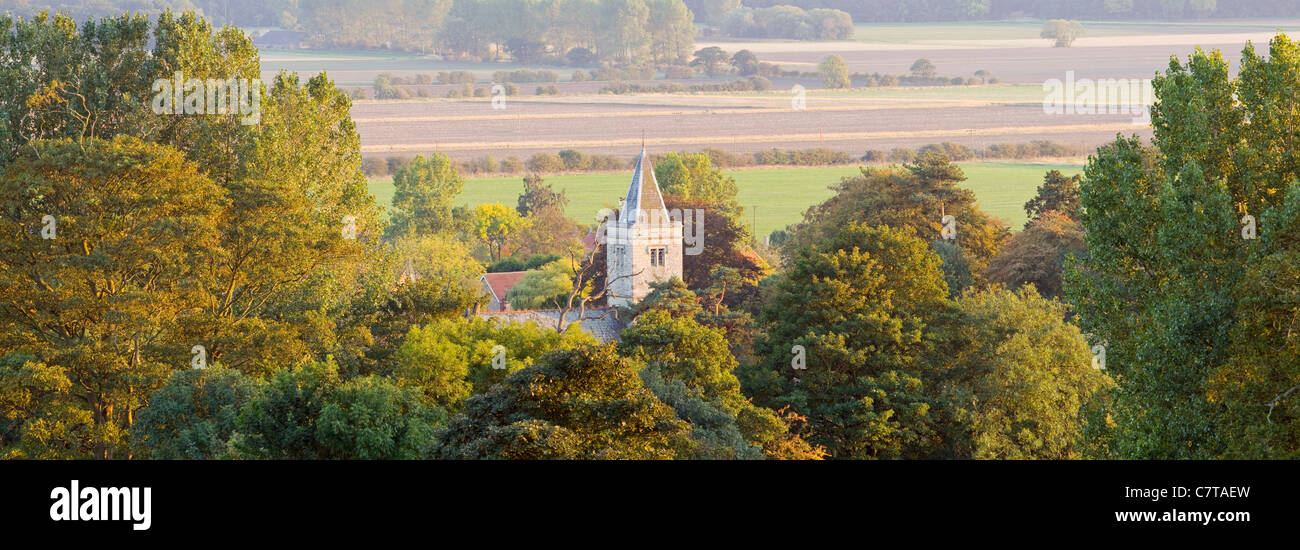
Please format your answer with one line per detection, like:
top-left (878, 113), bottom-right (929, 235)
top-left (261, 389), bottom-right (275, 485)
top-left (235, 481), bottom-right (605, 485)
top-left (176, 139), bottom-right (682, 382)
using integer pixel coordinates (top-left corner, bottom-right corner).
top-left (606, 148), bottom-right (683, 308)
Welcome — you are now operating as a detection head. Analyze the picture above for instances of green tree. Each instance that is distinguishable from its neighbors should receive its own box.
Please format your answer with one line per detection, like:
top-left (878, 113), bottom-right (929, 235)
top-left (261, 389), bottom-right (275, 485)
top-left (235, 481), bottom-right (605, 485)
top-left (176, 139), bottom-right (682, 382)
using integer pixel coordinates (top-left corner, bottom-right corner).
top-left (785, 152), bottom-right (1009, 283)
top-left (505, 260), bottom-right (574, 309)
top-left (388, 152), bottom-right (466, 238)
top-left (819, 54), bottom-right (850, 88)
top-left (1041, 19), bottom-right (1084, 47)
top-left (431, 345), bottom-right (689, 459)
top-left (133, 367), bottom-right (262, 459)
top-left (689, 46), bottom-right (729, 77)
top-left (473, 202), bottom-right (528, 260)
top-left (0, 137), bottom-right (224, 459)
top-left (654, 151), bottom-right (742, 221)
top-left (947, 288), bottom-right (1113, 459)
top-left (731, 49), bottom-right (759, 76)
top-left (1062, 37), bottom-right (1300, 458)
top-left (744, 223), bottom-right (953, 459)
top-left (232, 358), bottom-right (443, 459)
top-left (391, 324), bottom-right (475, 411)
top-left (1024, 169), bottom-right (1082, 224)
top-left (647, 0), bottom-right (696, 63)
top-left (909, 58), bottom-right (936, 79)
top-left (314, 375), bottom-right (444, 459)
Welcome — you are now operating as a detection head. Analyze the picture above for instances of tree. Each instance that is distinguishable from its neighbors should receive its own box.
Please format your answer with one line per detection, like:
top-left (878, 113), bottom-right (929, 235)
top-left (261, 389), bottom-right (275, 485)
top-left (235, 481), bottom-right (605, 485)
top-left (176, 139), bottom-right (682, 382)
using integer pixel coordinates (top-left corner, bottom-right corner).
top-left (133, 367), bottom-right (262, 459)
top-left (1061, 37), bottom-right (1300, 458)
top-left (690, 46), bottom-right (729, 77)
top-left (431, 345), bottom-right (689, 459)
top-left (388, 152), bottom-right (466, 238)
top-left (0, 137), bottom-right (224, 459)
top-left (314, 375), bottom-right (444, 459)
top-left (647, 0), bottom-right (696, 64)
top-left (946, 288), bottom-right (1113, 459)
top-left (663, 195), bottom-right (768, 297)
top-left (1212, 184), bottom-right (1300, 457)
top-left (513, 173), bottom-right (580, 257)
top-left (654, 151), bottom-right (742, 222)
top-left (390, 324), bottom-right (475, 411)
top-left (1024, 169), bottom-right (1082, 224)
top-left (785, 152), bottom-right (1009, 283)
top-left (231, 358), bottom-right (444, 459)
top-left (731, 49), bottom-right (759, 76)
top-left (819, 54), bottom-right (850, 88)
top-left (985, 211), bottom-right (1085, 299)
top-left (1041, 19), bottom-right (1084, 47)
top-left (620, 303), bottom-right (823, 459)
top-left (744, 223), bottom-right (954, 459)
top-left (473, 202), bottom-right (528, 261)
top-left (516, 173), bottom-right (566, 216)
top-left (505, 259), bottom-right (575, 309)
top-left (684, 0), bottom-right (741, 25)
top-left (909, 58), bottom-right (936, 79)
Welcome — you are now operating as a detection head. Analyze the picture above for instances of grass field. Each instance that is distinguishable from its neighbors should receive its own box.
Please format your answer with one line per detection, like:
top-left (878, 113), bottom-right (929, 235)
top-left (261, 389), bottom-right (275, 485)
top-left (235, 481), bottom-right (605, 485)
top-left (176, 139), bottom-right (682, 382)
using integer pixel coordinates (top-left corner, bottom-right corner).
top-left (367, 161), bottom-right (1084, 237)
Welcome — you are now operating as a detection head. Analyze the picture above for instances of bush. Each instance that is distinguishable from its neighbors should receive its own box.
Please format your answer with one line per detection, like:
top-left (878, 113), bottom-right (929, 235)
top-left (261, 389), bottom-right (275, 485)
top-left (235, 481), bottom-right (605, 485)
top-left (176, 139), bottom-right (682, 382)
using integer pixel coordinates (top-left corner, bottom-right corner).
top-left (386, 156), bottom-right (411, 174)
top-left (527, 152), bottom-right (566, 173)
top-left (861, 150), bottom-right (886, 163)
top-left (663, 65), bottom-right (695, 79)
top-left (437, 71), bottom-right (477, 85)
top-left (487, 257), bottom-right (526, 272)
top-left (570, 69), bottom-right (590, 82)
top-left (918, 142), bottom-right (975, 161)
top-left (500, 156), bottom-right (525, 173)
top-left (558, 149), bottom-right (589, 171)
top-left (887, 147), bottom-right (915, 163)
top-left (566, 47), bottom-right (597, 67)
top-left (535, 85), bottom-right (560, 95)
top-left (361, 157), bottom-right (387, 177)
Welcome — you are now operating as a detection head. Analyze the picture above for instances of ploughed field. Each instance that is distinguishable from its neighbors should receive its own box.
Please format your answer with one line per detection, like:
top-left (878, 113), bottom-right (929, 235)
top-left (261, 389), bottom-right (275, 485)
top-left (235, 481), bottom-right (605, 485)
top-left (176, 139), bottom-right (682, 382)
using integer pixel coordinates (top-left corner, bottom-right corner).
top-left (351, 93), bottom-right (1147, 162)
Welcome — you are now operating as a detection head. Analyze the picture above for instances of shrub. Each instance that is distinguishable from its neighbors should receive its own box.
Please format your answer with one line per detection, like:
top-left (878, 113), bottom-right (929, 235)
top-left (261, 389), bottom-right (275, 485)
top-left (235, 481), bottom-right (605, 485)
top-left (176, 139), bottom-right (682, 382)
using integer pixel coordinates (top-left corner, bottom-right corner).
top-left (663, 65), bottom-right (695, 79)
top-left (361, 157), bottom-right (387, 177)
top-left (527, 152), bottom-right (565, 173)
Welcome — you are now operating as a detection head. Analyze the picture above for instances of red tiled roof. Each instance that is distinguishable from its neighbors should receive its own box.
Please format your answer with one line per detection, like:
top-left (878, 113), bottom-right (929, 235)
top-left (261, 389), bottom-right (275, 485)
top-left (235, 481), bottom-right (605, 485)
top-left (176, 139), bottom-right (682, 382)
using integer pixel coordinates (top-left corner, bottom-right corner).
top-left (581, 228), bottom-right (599, 252)
top-left (481, 271), bottom-right (529, 302)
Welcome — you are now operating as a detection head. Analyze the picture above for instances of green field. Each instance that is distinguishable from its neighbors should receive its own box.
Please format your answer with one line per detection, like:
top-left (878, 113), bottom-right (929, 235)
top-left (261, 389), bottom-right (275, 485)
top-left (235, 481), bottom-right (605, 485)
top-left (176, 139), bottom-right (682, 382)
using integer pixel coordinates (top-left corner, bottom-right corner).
top-left (368, 161), bottom-right (1082, 237)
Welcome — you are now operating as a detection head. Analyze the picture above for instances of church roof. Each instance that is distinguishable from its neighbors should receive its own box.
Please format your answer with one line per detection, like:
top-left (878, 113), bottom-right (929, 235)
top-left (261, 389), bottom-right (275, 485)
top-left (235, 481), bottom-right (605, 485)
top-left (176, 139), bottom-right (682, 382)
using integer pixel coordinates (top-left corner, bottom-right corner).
top-left (619, 148), bottom-right (669, 225)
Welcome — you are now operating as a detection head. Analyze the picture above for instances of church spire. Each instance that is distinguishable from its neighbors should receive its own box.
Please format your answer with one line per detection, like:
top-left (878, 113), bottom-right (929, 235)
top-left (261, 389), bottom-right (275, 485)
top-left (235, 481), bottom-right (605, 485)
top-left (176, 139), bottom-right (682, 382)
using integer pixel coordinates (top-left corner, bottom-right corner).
top-left (619, 141), bottom-right (668, 224)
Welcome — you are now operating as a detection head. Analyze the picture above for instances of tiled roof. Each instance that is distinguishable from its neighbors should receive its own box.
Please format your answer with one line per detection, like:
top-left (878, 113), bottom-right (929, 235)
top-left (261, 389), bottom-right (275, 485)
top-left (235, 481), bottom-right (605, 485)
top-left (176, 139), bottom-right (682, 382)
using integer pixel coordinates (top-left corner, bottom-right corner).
top-left (619, 148), bottom-right (669, 225)
top-left (581, 228), bottom-right (599, 252)
top-left (477, 307), bottom-right (625, 342)
top-left (480, 271), bottom-right (529, 303)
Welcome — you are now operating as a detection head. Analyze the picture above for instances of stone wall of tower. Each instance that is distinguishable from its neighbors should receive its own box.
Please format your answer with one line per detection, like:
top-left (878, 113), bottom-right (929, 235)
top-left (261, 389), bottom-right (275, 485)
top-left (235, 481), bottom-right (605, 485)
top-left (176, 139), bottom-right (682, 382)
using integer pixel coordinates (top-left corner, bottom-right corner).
top-left (605, 218), bottom-right (683, 308)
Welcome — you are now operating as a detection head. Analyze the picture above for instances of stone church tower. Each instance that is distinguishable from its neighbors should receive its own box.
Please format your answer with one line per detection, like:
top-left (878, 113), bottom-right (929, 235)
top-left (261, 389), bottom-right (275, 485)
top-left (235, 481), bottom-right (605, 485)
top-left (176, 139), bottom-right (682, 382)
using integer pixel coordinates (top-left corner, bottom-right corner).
top-left (606, 148), bottom-right (683, 308)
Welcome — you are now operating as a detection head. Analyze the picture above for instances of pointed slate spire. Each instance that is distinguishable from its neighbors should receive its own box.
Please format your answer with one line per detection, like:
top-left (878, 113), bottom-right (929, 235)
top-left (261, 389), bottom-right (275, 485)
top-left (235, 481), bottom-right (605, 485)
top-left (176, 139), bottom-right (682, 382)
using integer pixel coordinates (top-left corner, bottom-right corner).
top-left (619, 147), bottom-right (668, 225)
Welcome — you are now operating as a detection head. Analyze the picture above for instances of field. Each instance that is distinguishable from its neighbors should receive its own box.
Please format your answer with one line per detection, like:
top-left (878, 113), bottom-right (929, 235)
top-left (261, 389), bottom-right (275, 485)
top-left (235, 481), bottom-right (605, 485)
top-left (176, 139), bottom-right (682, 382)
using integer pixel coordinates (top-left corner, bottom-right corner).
top-left (366, 161), bottom-right (1083, 237)
top-left (350, 92), bottom-right (1142, 162)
